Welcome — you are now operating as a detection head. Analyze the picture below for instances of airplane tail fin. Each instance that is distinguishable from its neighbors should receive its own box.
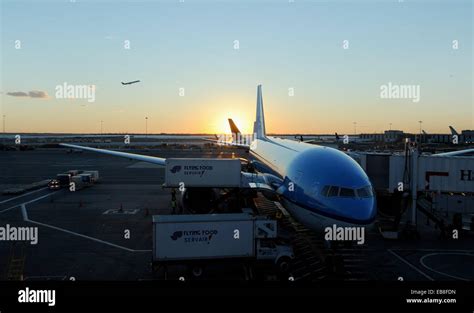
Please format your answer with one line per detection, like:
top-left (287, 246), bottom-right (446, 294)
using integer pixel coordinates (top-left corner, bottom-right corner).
top-left (253, 85), bottom-right (266, 139)
top-left (228, 118), bottom-right (241, 135)
top-left (449, 126), bottom-right (459, 136)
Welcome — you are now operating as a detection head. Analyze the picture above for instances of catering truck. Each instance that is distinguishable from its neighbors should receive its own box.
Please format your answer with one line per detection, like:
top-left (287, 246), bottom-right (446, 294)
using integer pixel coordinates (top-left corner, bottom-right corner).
top-left (152, 213), bottom-right (294, 278)
top-left (164, 158), bottom-right (241, 188)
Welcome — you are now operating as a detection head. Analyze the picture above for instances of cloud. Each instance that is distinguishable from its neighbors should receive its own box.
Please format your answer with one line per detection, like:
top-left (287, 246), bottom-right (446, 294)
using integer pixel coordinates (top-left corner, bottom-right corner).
top-left (7, 90), bottom-right (49, 98)
top-left (28, 90), bottom-right (49, 98)
top-left (7, 91), bottom-right (28, 97)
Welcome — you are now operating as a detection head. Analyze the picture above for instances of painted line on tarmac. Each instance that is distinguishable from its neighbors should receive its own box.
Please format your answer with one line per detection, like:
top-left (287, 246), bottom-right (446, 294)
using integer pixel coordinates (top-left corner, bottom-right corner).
top-left (390, 248), bottom-right (474, 253)
top-left (388, 249), bottom-right (434, 281)
top-left (21, 201), bottom-right (151, 253)
top-left (0, 187), bottom-right (48, 204)
top-left (0, 190), bottom-right (58, 214)
top-left (419, 253), bottom-right (472, 281)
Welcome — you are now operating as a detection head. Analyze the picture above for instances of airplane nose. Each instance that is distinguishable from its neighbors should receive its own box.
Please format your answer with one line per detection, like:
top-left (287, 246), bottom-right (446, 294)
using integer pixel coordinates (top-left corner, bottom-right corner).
top-left (325, 197), bottom-right (377, 224)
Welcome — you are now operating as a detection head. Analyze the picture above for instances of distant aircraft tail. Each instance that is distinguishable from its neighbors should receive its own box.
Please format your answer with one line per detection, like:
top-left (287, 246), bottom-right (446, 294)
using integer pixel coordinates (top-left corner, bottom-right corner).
top-left (228, 118), bottom-right (242, 135)
top-left (335, 132), bottom-right (340, 140)
top-left (449, 126), bottom-right (459, 136)
top-left (253, 85), bottom-right (266, 139)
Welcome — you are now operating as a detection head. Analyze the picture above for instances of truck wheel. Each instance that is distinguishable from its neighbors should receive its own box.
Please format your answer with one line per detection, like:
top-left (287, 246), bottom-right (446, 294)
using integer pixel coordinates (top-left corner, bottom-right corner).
top-left (276, 257), bottom-right (291, 273)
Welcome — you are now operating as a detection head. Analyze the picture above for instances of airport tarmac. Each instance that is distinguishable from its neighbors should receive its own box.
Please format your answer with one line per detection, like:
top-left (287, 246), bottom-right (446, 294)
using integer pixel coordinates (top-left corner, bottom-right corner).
top-left (1, 148), bottom-right (473, 281)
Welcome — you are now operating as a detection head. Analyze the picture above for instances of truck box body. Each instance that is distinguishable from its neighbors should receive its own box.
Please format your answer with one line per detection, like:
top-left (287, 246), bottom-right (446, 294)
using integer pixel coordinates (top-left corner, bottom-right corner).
top-left (153, 214), bottom-right (254, 261)
top-left (71, 175), bottom-right (85, 190)
top-left (78, 173), bottom-right (93, 184)
top-left (56, 174), bottom-right (71, 187)
top-left (82, 170), bottom-right (99, 182)
top-left (164, 158), bottom-right (241, 187)
top-left (67, 170), bottom-right (83, 176)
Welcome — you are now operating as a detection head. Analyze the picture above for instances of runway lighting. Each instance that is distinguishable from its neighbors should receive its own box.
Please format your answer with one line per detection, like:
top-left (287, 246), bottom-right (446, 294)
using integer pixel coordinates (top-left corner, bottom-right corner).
top-left (145, 117), bottom-right (148, 137)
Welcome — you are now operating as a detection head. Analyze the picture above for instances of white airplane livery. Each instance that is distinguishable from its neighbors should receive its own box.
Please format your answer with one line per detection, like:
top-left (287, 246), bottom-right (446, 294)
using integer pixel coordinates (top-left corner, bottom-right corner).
top-left (62, 85), bottom-right (377, 231)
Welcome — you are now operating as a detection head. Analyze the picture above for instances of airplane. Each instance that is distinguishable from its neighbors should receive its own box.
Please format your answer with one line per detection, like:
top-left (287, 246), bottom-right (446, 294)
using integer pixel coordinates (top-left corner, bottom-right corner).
top-left (430, 125), bottom-right (474, 156)
top-left (449, 126), bottom-right (459, 138)
top-left (121, 80), bottom-right (140, 85)
top-left (295, 132), bottom-right (371, 146)
top-left (61, 85), bottom-right (377, 231)
top-left (228, 118), bottom-right (241, 136)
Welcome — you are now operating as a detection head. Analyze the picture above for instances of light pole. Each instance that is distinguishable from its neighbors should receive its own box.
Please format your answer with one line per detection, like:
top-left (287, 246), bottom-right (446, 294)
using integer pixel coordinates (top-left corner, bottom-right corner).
top-left (101, 120), bottom-right (103, 135)
top-left (418, 120), bottom-right (423, 145)
top-left (145, 117), bottom-right (148, 137)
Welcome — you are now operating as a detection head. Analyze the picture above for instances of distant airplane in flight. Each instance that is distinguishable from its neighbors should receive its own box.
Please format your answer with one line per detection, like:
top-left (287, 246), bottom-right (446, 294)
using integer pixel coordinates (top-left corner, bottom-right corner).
top-left (121, 80), bottom-right (140, 85)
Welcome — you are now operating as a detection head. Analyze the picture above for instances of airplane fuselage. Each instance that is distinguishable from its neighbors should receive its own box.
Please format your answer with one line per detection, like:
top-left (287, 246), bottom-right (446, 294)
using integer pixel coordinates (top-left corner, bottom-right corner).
top-left (250, 136), bottom-right (377, 230)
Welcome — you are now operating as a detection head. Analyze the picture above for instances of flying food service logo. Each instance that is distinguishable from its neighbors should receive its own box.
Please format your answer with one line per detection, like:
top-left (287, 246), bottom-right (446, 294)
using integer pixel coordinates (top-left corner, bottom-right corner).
top-left (170, 231), bottom-right (183, 240)
top-left (170, 165), bottom-right (182, 173)
top-left (170, 229), bottom-right (218, 244)
top-left (169, 164), bottom-right (214, 177)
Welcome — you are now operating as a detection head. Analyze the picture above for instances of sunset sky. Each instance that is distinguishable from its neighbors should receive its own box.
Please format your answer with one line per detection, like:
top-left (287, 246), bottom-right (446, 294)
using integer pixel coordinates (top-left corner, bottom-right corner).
top-left (1, 0), bottom-right (472, 135)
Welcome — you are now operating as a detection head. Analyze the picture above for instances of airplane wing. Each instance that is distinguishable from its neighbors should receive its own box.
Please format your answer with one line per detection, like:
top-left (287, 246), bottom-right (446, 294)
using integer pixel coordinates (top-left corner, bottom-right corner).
top-left (60, 143), bottom-right (166, 165)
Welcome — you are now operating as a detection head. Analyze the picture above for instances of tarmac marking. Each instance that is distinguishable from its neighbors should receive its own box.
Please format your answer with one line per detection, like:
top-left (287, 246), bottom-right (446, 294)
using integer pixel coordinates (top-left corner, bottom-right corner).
top-left (0, 191), bottom-right (58, 214)
top-left (388, 249), bottom-right (434, 281)
top-left (0, 203), bottom-right (22, 214)
top-left (2, 191), bottom-right (151, 253)
top-left (419, 253), bottom-right (472, 281)
top-left (21, 204), bottom-right (28, 220)
top-left (0, 187), bottom-right (48, 204)
top-left (103, 208), bottom-right (139, 215)
top-left (23, 213), bottom-right (151, 253)
top-left (24, 217), bottom-right (151, 252)
top-left (390, 248), bottom-right (474, 253)
top-left (24, 276), bottom-right (68, 281)
top-left (19, 198), bottom-right (151, 253)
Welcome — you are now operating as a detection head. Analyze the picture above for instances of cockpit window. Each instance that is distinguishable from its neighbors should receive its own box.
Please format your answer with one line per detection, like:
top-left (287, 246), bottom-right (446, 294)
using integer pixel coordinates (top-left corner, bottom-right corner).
top-left (321, 186), bottom-right (330, 197)
top-left (327, 186), bottom-right (339, 197)
top-left (339, 188), bottom-right (355, 197)
top-left (356, 186), bottom-right (373, 198)
top-left (322, 185), bottom-right (374, 198)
